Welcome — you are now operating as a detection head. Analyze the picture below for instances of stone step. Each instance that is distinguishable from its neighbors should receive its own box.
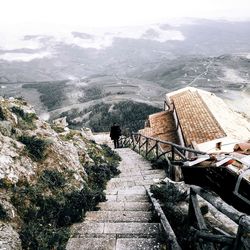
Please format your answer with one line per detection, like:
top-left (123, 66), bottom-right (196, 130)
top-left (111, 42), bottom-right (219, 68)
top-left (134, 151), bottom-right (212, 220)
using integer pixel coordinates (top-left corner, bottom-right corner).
top-left (118, 169), bottom-right (166, 178)
top-left (66, 237), bottom-right (116, 250)
top-left (85, 211), bottom-right (152, 222)
top-left (66, 145), bottom-right (165, 250)
top-left (106, 181), bottom-right (138, 190)
top-left (118, 166), bottom-right (153, 171)
top-left (106, 194), bottom-right (149, 202)
top-left (118, 173), bottom-right (166, 180)
top-left (73, 222), bottom-right (161, 238)
top-left (105, 186), bottom-right (147, 196)
top-left (97, 201), bottom-right (152, 211)
top-left (109, 176), bottom-right (145, 182)
top-left (67, 237), bottom-right (162, 250)
top-left (143, 173), bottom-right (166, 180)
top-left (116, 238), bottom-right (162, 250)
top-left (117, 169), bottom-right (163, 175)
top-left (140, 169), bottom-right (166, 175)
top-left (107, 179), bottom-right (162, 190)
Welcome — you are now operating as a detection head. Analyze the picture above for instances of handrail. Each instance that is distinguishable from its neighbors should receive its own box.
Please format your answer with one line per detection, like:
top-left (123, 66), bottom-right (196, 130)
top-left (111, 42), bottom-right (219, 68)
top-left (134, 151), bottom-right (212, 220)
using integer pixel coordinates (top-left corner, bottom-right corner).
top-left (189, 186), bottom-right (250, 249)
top-left (119, 133), bottom-right (206, 181)
top-left (146, 187), bottom-right (182, 250)
top-left (132, 133), bottom-right (206, 156)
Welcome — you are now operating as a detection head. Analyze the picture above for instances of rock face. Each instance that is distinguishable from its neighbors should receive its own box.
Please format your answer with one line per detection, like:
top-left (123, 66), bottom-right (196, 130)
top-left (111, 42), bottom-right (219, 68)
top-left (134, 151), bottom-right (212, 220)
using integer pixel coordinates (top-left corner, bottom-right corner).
top-left (0, 97), bottom-right (113, 249)
top-left (0, 97), bottom-right (86, 185)
top-left (0, 222), bottom-right (22, 250)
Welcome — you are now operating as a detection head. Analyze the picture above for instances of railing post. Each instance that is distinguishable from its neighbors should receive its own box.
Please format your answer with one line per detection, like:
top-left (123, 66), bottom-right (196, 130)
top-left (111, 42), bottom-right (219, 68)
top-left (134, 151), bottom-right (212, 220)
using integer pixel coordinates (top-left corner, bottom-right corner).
top-left (138, 134), bottom-right (141, 154)
top-left (132, 134), bottom-right (135, 149)
top-left (145, 138), bottom-right (149, 158)
top-left (171, 146), bottom-right (175, 161)
top-left (188, 188), bottom-right (196, 227)
top-left (233, 220), bottom-right (244, 250)
top-left (156, 142), bottom-right (159, 159)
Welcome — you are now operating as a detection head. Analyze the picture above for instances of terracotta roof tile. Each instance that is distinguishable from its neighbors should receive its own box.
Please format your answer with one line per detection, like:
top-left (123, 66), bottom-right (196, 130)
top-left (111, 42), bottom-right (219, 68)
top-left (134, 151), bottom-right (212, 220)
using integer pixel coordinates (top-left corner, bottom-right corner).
top-left (139, 111), bottom-right (179, 151)
top-left (171, 90), bottom-right (226, 145)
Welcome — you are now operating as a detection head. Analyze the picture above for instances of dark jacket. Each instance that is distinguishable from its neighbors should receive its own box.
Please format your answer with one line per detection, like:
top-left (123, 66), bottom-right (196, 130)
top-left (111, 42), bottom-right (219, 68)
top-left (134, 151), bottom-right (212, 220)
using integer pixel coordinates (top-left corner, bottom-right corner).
top-left (110, 125), bottom-right (121, 140)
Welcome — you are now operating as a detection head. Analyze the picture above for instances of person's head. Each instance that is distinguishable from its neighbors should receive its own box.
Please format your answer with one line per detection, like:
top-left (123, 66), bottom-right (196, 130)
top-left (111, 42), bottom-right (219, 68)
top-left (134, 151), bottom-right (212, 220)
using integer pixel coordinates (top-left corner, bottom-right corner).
top-left (113, 122), bottom-right (117, 126)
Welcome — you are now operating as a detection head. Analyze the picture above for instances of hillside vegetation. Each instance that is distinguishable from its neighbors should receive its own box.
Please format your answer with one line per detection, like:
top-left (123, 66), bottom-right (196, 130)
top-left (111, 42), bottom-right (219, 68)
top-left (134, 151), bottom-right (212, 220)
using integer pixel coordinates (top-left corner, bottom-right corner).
top-left (0, 97), bottom-right (120, 249)
top-left (61, 101), bottom-right (162, 133)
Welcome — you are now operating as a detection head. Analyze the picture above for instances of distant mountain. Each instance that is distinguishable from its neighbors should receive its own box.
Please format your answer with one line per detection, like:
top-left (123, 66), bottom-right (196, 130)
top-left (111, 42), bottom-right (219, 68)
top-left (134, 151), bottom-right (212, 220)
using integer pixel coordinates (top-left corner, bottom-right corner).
top-left (0, 19), bottom-right (250, 82)
top-left (0, 19), bottom-right (250, 124)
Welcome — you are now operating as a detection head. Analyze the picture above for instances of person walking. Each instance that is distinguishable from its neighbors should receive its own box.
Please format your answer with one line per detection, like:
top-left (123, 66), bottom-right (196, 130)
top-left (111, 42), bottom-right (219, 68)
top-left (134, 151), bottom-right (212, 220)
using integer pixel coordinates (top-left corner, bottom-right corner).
top-left (110, 123), bottom-right (121, 148)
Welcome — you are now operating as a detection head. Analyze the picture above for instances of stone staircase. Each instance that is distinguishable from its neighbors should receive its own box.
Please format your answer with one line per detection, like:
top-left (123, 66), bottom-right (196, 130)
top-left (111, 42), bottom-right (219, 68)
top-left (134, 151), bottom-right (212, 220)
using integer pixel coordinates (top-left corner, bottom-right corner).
top-left (66, 147), bottom-right (166, 250)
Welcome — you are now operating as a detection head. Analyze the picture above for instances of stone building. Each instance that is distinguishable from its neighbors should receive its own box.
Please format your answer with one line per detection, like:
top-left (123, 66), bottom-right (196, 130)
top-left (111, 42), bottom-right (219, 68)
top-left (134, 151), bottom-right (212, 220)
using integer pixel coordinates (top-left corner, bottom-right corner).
top-left (140, 87), bottom-right (250, 154)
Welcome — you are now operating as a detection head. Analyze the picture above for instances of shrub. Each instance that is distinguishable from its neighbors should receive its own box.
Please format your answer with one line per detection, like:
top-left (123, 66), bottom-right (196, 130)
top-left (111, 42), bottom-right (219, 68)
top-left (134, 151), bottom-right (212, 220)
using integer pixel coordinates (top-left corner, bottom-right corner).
top-left (9, 133), bottom-right (121, 249)
top-left (11, 106), bottom-right (25, 118)
top-left (40, 170), bottom-right (66, 189)
top-left (0, 178), bottom-right (14, 189)
top-left (101, 144), bottom-right (121, 163)
top-left (0, 106), bottom-right (6, 120)
top-left (11, 106), bottom-right (37, 130)
top-left (58, 186), bottom-right (105, 226)
top-left (18, 135), bottom-right (48, 161)
top-left (150, 159), bottom-right (167, 169)
top-left (85, 164), bottom-right (120, 190)
top-left (20, 222), bottom-right (70, 250)
top-left (86, 142), bottom-right (121, 167)
top-left (51, 125), bottom-right (65, 133)
top-left (0, 204), bottom-right (7, 221)
top-left (10, 165), bottom-right (119, 249)
top-left (59, 130), bottom-right (78, 141)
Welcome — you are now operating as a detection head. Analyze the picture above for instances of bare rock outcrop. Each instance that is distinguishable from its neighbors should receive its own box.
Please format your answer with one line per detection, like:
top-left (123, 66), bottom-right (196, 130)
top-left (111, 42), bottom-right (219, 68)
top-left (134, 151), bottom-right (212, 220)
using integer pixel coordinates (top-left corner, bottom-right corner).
top-left (0, 97), bottom-right (113, 249)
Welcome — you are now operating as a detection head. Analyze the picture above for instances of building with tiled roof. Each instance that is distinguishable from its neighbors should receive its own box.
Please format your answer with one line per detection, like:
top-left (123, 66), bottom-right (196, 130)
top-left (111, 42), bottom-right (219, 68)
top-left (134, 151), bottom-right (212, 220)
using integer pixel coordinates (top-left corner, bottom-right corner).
top-left (166, 87), bottom-right (250, 153)
top-left (139, 111), bottom-right (179, 151)
top-left (140, 87), bottom-right (250, 154)
top-left (170, 90), bottom-right (226, 146)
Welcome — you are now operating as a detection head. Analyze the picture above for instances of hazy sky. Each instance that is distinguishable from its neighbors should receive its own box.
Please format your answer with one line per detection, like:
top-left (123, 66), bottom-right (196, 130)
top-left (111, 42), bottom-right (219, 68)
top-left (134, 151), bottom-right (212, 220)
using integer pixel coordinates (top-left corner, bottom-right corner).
top-left (1, 0), bottom-right (250, 32)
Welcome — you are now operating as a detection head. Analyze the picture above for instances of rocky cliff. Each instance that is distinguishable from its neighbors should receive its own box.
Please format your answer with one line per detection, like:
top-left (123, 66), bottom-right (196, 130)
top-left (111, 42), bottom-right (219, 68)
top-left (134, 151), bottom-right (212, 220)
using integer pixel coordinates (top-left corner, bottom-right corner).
top-left (0, 97), bottom-right (120, 249)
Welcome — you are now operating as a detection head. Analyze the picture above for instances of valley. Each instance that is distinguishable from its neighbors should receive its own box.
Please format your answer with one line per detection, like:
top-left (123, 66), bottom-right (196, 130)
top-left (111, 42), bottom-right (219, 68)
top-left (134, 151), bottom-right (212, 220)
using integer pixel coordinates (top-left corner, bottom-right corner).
top-left (1, 19), bottom-right (250, 131)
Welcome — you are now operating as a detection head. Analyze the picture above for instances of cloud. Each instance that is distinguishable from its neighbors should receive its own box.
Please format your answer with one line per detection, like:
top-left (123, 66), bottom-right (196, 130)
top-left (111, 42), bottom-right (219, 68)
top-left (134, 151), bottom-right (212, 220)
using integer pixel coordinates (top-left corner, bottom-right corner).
top-left (0, 33), bottom-right (42, 50)
top-left (58, 25), bottom-right (185, 49)
top-left (0, 24), bottom-right (185, 51)
top-left (0, 52), bottom-right (52, 62)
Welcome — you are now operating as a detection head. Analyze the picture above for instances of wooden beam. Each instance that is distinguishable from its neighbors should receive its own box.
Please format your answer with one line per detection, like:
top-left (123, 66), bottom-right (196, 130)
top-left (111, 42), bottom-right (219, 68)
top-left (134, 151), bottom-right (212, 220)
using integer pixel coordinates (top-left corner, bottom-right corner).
top-left (146, 188), bottom-right (182, 250)
top-left (190, 186), bottom-right (250, 230)
top-left (174, 147), bottom-right (187, 160)
top-left (189, 191), bottom-right (207, 230)
top-left (191, 227), bottom-right (235, 245)
top-left (133, 133), bottom-right (206, 155)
